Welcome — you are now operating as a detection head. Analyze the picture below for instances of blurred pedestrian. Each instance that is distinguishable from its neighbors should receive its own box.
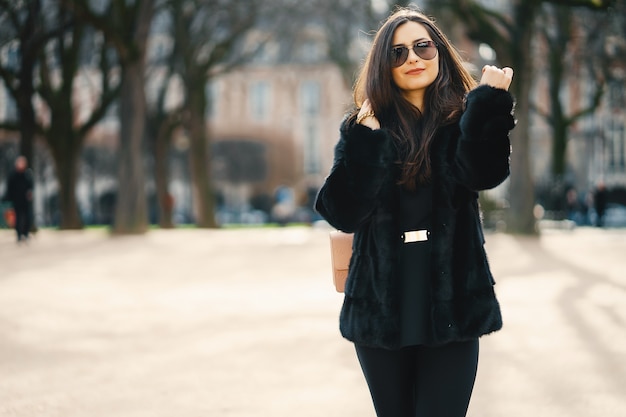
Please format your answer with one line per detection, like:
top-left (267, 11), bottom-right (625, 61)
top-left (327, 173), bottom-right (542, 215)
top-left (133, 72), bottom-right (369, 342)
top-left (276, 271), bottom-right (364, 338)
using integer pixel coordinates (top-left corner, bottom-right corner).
top-left (2, 156), bottom-right (34, 242)
top-left (594, 181), bottom-right (608, 227)
top-left (315, 7), bottom-right (515, 417)
top-left (565, 187), bottom-right (582, 225)
top-left (271, 185), bottom-right (295, 226)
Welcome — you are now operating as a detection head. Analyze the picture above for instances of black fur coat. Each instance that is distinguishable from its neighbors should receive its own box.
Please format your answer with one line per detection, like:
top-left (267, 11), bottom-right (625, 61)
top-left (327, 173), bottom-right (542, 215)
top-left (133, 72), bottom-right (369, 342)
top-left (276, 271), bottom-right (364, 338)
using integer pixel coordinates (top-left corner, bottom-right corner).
top-left (315, 85), bottom-right (516, 349)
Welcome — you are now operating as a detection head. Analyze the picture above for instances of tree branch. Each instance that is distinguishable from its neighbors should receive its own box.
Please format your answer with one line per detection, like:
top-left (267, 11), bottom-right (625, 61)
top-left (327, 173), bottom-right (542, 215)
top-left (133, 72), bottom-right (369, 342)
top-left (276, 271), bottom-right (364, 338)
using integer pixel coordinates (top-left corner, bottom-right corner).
top-left (0, 67), bottom-right (17, 94)
top-left (547, 0), bottom-right (615, 9)
top-left (79, 32), bottom-right (122, 136)
top-left (37, 47), bottom-right (54, 104)
top-left (60, 0), bottom-right (133, 62)
top-left (567, 81), bottom-right (605, 123)
top-left (530, 102), bottom-right (552, 122)
top-left (0, 121), bottom-right (20, 131)
top-left (0, 0), bottom-right (22, 31)
top-left (447, 0), bottom-right (515, 64)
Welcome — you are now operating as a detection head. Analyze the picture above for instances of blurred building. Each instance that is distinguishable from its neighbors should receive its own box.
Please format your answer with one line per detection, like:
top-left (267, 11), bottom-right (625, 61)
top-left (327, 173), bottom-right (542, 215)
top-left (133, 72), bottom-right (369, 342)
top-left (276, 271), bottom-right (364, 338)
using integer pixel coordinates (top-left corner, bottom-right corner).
top-left (207, 38), bottom-right (351, 222)
top-left (0, 4), bottom-right (624, 226)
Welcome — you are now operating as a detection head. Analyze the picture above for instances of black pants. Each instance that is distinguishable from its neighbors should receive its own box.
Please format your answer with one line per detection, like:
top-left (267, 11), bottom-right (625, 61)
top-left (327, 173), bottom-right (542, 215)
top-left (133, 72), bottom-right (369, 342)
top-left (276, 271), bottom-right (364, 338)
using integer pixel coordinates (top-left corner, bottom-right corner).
top-left (355, 339), bottom-right (479, 417)
top-left (14, 205), bottom-right (31, 241)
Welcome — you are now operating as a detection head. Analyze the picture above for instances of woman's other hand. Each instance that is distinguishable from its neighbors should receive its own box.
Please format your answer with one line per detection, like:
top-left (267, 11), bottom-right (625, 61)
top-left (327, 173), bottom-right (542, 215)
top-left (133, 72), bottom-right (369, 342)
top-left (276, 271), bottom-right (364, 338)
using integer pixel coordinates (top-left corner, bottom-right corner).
top-left (356, 99), bottom-right (381, 130)
top-left (479, 65), bottom-right (513, 91)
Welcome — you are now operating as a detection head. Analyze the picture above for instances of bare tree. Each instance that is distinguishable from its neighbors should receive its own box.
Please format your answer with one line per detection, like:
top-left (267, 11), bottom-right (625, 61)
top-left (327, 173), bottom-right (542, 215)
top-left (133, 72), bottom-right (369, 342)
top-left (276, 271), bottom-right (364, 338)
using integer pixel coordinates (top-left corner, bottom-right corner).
top-left (446, 0), bottom-right (614, 234)
top-left (66, 0), bottom-right (156, 234)
top-left (37, 5), bottom-right (120, 229)
top-left (537, 2), bottom-right (624, 183)
top-left (144, 16), bottom-right (184, 229)
top-left (0, 0), bottom-right (68, 168)
top-left (167, 0), bottom-right (294, 227)
top-left (302, 0), bottom-right (379, 88)
top-left (543, 5), bottom-right (600, 179)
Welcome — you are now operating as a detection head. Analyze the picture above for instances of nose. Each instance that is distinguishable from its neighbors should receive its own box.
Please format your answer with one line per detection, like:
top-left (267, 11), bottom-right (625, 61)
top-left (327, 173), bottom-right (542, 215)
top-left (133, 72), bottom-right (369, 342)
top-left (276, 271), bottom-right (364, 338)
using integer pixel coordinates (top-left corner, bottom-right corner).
top-left (406, 47), bottom-right (420, 63)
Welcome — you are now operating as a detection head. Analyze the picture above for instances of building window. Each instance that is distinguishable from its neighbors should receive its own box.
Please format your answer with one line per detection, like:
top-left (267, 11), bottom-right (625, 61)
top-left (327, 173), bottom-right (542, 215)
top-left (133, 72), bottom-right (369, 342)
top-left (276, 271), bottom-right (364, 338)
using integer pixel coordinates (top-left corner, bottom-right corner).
top-left (2, 41), bottom-right (19, 70)
top-left (300, 80), bottom-right (320, 116)
top-left (254, 41), bottom-right (280, 64)
top-left (608, 123), bottom-right (625, 172)
top-left (303, 123), bottom-right (321, 174)
top-left (619, 125), bottom-right (625, 171)
top-left (2, 88), bottom-right (17, 121)
top-left (298, 40), bottom-right (322, 63)
top-left (249, 81), bottom-right (271, 121)
top-left (301, 80), bottom-right (321, 174)
top-left (206, 81), bottom-right (218, 119)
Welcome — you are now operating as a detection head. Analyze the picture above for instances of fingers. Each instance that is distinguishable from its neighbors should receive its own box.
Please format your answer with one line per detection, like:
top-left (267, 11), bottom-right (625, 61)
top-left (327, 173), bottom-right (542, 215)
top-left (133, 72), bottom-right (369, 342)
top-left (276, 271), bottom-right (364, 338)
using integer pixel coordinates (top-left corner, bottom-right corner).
top-left (357, 99), bottom-right (371, 121)
top-left (481, 65), bottom-right (512, 75)
top-left (480, 65), bottom-right (514, 91)
top-left (356, 99), bottom-right (381, 129)
top-left (361, 99), bottom-right (372, 112)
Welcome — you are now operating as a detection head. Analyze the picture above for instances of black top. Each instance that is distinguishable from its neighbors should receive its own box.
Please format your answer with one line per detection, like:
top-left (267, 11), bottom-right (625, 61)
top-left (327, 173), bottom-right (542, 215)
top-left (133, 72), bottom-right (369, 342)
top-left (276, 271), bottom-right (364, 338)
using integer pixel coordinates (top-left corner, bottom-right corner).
top-left (3, 170), bottom-right (33, 209)
top-left (397, 184), bottom-right (433, 347)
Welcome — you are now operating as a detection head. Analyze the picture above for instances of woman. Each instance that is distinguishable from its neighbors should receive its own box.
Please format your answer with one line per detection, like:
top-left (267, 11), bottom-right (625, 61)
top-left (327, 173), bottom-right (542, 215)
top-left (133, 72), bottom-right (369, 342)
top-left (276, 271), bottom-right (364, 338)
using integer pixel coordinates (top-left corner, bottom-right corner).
top-left (314, 7), bottom-right (515, 417)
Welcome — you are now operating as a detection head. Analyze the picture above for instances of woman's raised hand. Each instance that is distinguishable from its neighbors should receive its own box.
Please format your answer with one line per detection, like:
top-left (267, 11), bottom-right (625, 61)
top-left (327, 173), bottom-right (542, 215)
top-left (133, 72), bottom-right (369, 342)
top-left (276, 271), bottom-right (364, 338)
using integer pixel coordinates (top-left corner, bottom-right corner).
top-left (356, 99), bottom-right (381, 130)
top-left (479, 65), bottom-right (514, 91)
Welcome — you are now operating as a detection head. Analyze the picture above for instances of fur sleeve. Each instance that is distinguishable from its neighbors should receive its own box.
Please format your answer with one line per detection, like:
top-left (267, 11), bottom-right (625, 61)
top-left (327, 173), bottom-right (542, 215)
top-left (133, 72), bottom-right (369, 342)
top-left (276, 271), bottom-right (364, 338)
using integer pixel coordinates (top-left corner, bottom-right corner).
top-left (455, 85), bottom-right (516, 190)
top-left (315, 120), bottom-right (396, 232)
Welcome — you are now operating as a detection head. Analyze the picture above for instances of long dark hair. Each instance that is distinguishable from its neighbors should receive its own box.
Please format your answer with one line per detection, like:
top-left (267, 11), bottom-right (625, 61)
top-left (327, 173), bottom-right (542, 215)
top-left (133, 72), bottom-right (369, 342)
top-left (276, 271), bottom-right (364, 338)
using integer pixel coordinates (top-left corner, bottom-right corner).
top-left (352, 7), bottom-right (477, 188)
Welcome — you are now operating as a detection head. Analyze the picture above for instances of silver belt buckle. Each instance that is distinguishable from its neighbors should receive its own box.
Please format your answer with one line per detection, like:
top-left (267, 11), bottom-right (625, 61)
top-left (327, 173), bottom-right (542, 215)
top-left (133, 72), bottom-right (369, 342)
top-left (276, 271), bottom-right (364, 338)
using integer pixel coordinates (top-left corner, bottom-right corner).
top-left (403, 229), bottom-right (429, 243)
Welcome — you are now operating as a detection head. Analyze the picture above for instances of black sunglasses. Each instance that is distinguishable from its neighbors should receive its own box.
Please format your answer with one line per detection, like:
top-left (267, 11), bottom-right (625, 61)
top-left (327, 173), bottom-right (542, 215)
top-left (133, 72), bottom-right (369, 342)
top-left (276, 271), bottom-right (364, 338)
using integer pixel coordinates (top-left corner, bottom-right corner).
top-left (390, 40), bottom-right (438, 67)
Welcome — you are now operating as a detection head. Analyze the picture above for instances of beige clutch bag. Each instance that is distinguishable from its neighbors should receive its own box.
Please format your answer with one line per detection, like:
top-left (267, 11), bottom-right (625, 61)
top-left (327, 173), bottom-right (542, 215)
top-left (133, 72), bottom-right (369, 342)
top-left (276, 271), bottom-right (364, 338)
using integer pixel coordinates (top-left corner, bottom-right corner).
top-left (329, 231), bottom-right (354, 293)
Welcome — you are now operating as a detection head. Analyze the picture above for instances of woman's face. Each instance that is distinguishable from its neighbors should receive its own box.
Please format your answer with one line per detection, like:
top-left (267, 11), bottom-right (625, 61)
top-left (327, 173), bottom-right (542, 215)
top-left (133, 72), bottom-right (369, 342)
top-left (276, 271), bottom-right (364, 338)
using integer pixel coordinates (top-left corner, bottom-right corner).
top-left (390, 21), bottom-right (439, 108)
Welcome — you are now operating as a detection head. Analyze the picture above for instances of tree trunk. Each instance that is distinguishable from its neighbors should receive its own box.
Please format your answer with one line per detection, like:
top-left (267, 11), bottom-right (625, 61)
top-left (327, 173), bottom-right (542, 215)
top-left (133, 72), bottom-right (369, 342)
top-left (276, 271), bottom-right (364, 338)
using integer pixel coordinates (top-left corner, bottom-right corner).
top-left (109, 0), bottom-right (155, 234)
top-left (45, 83), bottom-right (85, 229)
top-left (154, 120), bottom-right (174, 229)
top-left (15, 0), bottom-right (40, 166)
top-left (505, 1), bottom-right (538, 235)
top-left (186, 82), bottom-right (217, 228)
top-left (547, 5), bottom-right (571, 179)
top-left (552, 120), bottom-right (568, 177)
top-left (507, 84), bottom-right (538, 234)
top-left (449, 0), bottom-right (538, 234)
top-left (16, 60), bottom-right (36, 165)
top-left (112, 60), bottom-right (148, 234)
top-left (52, 143), bottom-right (83, 229)
top-left (16, 72), bottom-right (37, 233)
top-left (16, 96), bottom-right (36, 165)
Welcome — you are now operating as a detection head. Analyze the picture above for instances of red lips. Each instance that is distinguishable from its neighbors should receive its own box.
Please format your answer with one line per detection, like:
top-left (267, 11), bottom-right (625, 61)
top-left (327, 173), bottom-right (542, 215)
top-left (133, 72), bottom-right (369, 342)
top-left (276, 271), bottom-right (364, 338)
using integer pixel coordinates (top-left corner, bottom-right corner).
top-left (406, 68), bottom-right (425, 75)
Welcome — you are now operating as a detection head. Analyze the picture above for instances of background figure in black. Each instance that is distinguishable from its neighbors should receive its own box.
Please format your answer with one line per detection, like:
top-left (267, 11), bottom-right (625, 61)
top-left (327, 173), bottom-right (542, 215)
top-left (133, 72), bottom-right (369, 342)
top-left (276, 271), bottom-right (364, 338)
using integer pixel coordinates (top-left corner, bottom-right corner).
top-left (3, 156), bottom-right (34, 242)
top-left (594, 181), bottom-right (608, 227)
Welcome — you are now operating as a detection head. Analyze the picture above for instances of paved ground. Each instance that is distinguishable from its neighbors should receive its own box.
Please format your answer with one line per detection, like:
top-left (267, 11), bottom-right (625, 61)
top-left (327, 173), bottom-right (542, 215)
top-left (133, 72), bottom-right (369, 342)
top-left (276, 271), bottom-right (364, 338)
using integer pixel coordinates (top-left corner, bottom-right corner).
top-left (0, 225), bottom-right (625, 417)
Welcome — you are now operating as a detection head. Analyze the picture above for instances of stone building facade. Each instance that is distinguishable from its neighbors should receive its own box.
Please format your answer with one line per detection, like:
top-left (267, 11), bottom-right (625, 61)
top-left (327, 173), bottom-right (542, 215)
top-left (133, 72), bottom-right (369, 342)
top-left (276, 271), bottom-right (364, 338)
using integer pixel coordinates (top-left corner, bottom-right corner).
top-left (207, 62), bottom-right (351, 219)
